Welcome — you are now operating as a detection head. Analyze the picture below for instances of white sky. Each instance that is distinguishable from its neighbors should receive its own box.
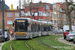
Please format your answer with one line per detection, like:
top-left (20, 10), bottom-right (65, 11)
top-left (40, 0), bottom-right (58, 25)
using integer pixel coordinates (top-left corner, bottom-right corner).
top-left (5, 0), bottom-right (65, 9)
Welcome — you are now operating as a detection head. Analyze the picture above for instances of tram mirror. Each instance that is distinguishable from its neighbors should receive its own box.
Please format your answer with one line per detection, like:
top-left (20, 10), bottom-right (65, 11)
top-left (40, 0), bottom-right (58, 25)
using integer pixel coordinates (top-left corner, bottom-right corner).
top-left (13, 23), bottom-right (14, 27)
top-left (28, 23), bottom-right (29, 26)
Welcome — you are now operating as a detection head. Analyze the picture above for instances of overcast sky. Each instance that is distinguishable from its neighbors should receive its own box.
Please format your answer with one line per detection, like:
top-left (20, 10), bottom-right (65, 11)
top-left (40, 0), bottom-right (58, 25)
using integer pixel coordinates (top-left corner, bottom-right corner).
top-left (5, 0), bottom-right (65, 9)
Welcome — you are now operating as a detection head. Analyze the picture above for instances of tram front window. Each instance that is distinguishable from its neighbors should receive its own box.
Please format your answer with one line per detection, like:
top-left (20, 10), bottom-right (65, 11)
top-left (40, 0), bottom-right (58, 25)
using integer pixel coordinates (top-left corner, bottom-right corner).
top-left (15, 22), bottom-right (27, 32)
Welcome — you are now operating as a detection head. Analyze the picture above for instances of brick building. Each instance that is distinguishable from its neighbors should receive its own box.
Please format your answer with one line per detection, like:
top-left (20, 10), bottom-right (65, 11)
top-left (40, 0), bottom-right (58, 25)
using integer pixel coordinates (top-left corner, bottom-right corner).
top-left (0, 10), bottom-right (20, 33)
top-left (24, 2), bottom-right (53, 22)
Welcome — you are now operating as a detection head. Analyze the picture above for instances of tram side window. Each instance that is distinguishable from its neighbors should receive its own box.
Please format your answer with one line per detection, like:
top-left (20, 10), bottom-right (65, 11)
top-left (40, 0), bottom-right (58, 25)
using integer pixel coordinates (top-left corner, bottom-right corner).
top-left (41, 25), bottom-right (44, 32)
top-left (31, 25), bottom-right (32, 32)
top-left (38, 25), bottom-right (40, 31)
top-left (31, 24), bottom-right (34, 32)
top-left (36, 24), bottom-right (38, 32)
top-left (44, 26), bottom-right (46, 31)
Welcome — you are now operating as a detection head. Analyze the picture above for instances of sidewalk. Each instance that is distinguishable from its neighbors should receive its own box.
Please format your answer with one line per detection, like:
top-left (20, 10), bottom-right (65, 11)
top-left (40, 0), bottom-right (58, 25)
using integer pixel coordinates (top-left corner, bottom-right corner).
top-left (0, 35), bottom-right (14, 50)
top-left (57, 37), bottom-right (75, 46)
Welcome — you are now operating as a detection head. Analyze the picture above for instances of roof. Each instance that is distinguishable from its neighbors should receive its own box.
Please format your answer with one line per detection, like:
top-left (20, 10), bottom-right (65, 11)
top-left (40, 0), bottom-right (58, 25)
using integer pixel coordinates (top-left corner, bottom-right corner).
top-left (0, 1), bottom-right (9, 10)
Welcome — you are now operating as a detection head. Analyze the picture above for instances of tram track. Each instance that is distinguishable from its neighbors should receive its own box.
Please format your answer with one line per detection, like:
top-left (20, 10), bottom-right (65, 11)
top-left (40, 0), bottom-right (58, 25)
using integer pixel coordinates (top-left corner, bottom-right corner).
top-left (50, 37), bottom-right (64, 46)
top-left (10, 40), bottom-right (15, 50)
top-left (39, 38), bottom-right (58, 50)
top-left (25, 40), bottom-right (33, 50)
top-left (10, 40), bottom-right (33, 50)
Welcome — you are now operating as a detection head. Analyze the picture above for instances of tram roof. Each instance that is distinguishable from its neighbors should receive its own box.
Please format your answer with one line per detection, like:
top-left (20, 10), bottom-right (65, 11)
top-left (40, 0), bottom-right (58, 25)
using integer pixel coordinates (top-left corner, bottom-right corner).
top-left (15, 18), bottom-right (30, 20)
top-left (15, 18), bottom-right (52, 24)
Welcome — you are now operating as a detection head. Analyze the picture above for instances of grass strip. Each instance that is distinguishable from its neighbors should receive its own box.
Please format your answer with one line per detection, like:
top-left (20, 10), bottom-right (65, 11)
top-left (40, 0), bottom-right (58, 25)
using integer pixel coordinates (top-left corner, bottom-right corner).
top-left (52, 35), bottom-right (71, 46)
top-left (26, 36), bottom-right (54, 50)
top-left (2, 40), bottom-right (14, 50)
top-left (2, 35), bottom-right (75, 50)
top-left (12, 40), bottom-right (30, 50)
top-left (41, 35), bottom-right (74, 50)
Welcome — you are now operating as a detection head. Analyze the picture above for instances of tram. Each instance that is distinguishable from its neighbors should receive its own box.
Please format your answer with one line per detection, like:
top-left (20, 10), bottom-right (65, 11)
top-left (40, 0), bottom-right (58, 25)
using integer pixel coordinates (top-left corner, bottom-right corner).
top-left (13, 18), bottom-right (53, 39)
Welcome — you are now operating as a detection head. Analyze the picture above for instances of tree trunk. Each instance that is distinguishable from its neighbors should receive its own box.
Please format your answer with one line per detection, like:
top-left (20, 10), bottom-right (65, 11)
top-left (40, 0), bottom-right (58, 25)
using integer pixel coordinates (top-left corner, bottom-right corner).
top-left (68, 13), bottom-right (72, 31)
top-left (66, 0), bottom-right (72, 31)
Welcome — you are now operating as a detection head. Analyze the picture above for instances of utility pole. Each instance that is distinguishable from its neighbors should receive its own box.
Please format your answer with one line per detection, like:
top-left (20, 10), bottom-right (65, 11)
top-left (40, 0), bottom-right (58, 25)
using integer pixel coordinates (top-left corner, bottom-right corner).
top-left (2, 0), bottom-right (5, 34)
top-left (19, 0), bottom-right (21, 18)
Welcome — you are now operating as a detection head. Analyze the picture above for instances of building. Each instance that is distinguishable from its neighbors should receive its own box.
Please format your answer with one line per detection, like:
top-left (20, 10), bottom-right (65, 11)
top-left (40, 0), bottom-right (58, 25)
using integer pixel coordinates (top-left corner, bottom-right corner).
top-left (0, 2), bottom-right (68, 32)
top-left (9, 4), bottom-right (17, 10)
top-left (0, 0), bottom-right (9, 10)
top-left (24, 2), bottom-right (53, 22)
top-left (0, 3), bottom-right (20, 33)
top-left (52, 2), bottom-right (67, 29)
top-left (56, 2), bottom-right (69, 25)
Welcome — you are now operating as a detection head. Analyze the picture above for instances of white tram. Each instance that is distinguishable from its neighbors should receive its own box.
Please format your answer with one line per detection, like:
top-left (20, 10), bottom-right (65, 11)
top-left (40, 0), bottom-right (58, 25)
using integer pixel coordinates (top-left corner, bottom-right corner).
top-left (13, 18), bottom-right (53, 39)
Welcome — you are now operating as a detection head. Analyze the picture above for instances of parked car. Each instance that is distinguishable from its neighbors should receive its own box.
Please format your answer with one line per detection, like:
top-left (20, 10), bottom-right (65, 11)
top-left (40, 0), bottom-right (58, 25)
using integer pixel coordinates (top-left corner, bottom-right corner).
top-left (73, 35), bottom-right (75, 43)
top-left (63, 30), bottom-right (69, 39)
top-left (66, 31), bottom-right (75, 41)
top-left (0, 29), bottom-right (5, 42)
top-left (0, 29), bottom-right (10, 42)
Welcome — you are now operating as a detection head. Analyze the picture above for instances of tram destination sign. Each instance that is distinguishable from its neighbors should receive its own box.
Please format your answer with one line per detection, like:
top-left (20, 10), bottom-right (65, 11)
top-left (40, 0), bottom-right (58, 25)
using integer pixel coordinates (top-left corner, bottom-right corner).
top-left (16, 20), bottom-right (26, 22)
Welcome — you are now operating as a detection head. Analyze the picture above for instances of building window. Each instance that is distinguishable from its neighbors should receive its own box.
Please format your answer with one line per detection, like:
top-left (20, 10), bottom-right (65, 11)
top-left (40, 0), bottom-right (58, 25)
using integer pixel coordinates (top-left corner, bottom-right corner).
top-left (61, 20), bottom-right (63, 24)
top-left (7, 20), bottom-right (13, 25)
top-left (65, 21), bottom-right (67, 24)
top-left (64, 14), bottom-right (66, 19)
top-left (52, 13), bottom-right (54, 18)
top-left (57, 7), bottom-right (59, 11)
top-left (46, 12), bottom-right (50, 16)
top-left (27, 11), bottom-right (31, 16)
top-left (61, 14), bottom-right (63, 18)
top-left (7, 13), bottom-right (13, 17)
top-left (40, 11), bottom-right (43, 16)
top-left (54, 8), bottom-right (56, 11)
top-left (54, 20), bottom-right (56, 23)
top-left (15, 13), bottom-right (19, 17)
top-left (46, 5), bottom-right (50, 9)
top-left (58, 20), bottom-right (60, 24)
top-left (46, 19), bottom-right (50, 22)
top-left (57, 14), bottom-right (59, 18)
top-left (21, 11), bottom-right (24, 16)
top-left (52, 20), bottom-right (55, 24)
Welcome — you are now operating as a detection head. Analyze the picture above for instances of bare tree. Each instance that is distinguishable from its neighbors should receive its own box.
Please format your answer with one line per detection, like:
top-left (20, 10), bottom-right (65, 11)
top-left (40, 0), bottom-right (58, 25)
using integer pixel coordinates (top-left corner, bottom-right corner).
top-left (22, 0), bottom-right (42, 19)
top-left (65, 0), bottom-right (75, 31)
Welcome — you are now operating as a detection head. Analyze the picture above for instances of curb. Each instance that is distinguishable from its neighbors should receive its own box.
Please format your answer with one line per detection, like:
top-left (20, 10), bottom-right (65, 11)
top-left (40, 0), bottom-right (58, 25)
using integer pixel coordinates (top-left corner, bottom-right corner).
top-left (1, 38), bottom-right (14, 50)
top-left (1, 43), bottom-right (4, 50)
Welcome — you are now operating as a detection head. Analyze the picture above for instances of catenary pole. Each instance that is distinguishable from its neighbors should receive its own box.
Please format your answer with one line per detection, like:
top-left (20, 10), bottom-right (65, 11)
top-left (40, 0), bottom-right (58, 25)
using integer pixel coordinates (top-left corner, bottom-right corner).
top-left (19, 0), bottom-right (21, 18)
top-left (2, 0), bottom-right (5, 34)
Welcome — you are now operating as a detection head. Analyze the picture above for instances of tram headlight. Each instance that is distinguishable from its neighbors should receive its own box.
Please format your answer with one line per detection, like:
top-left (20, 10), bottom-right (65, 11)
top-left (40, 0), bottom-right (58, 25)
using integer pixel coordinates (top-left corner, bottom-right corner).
top-left (15, 33), bottom-right (16, 34)
top-left (26, 33), bottom-right (27, 34)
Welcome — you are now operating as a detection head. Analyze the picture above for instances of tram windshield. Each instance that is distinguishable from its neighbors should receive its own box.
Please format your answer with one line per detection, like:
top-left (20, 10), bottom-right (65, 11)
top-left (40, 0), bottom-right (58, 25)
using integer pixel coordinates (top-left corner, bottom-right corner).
top-left (15, 21), bottom-right (28, 32)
